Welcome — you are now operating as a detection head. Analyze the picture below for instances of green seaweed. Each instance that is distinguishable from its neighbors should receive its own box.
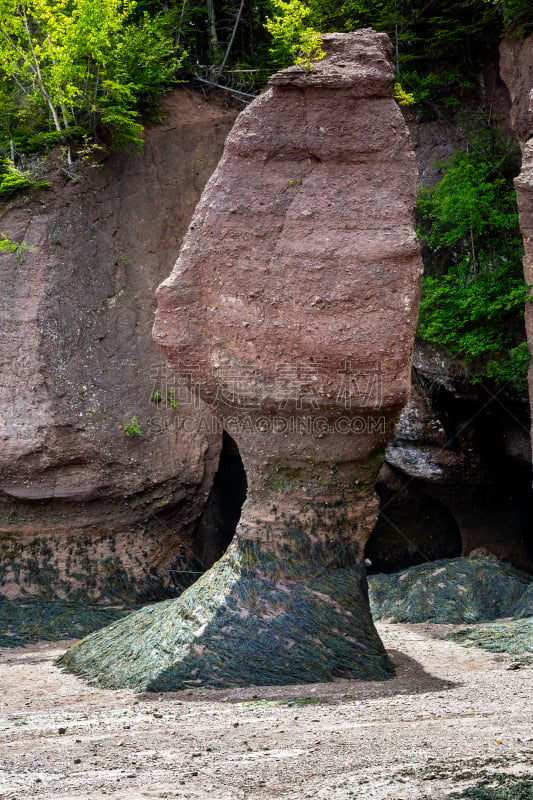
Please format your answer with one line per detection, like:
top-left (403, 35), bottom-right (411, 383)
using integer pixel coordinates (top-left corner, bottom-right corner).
top-left (369, 558), bottom-right (531, 624)
top-left (513, 583), bottom-right (533, 619)
top-left (447, 773), bottom-right (533, 800)
top-left (0, 531), bottom-right (179, 605)
top-left (0, 600), bottom-right (134, 648)
top-left (57, 526), bottom-right (393, 691)
top-left (450, 618), bottom-right (533, 657)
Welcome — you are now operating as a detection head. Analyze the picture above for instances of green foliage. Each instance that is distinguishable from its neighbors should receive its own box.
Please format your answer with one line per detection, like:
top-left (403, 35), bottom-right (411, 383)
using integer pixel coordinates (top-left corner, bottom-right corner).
top-left (0, 0), bottom-right (529, 156)
top-left (305, 0), bottom-right (502, 112)
top-left (392, 81), bottom-right (414, 106)
top-left (0, 0), bottom-right (184, 154)
top-left (0, 161), bottom-right (31, 197)
top-left (416, 127), bottom-right (530, 390)
top-left (150, 388), bottom-right (178, 408)
top-left (0, 157), bottom-right (48, 197)
top-left (0, 233), bottom-right (19, 253)
top-left (166, 387), bottom-right (179, 409)
top-left (483, 0), bottom-right (533, 34)
top-left (265, 0), bottom-right (324, 71)
top-left (307, 0), bottom-right (501, 67)
top-left (399, 69), bottom-right (479, 110)
top-left (418, 267), bottom-right (530, 388)
top-left (122, 416), bottom-right (142, 436)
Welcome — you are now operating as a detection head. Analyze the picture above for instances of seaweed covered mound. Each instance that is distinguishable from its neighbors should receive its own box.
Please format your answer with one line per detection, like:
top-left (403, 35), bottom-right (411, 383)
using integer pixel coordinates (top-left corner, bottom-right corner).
top-left (57, 537), bottom-right (393, 691)
top-left (0, 601), bottom-right (132, 648)
top-left (368, 558), bottom-right (531, 624)
top-left (513, 582), bottom-right (533, 619)
top-left (451, 618), bottom-right (533, 656)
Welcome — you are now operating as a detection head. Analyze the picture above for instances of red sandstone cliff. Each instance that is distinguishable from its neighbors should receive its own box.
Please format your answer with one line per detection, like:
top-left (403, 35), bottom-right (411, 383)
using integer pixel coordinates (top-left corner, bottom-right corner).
top-left (0, 89), bottom-right (237, 601)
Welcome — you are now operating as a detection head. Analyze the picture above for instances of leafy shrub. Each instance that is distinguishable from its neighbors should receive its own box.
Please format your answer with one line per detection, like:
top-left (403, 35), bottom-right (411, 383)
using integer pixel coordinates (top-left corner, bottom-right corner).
top-left (0, 158), bottom-right (49, 199)
top-left (265, 0), bottom-right (325, 71)
top-left (416, 126), bottom-right (530, 390)
top-left (0, 233), bottom-right (32, 257)
top-left (122, 416), bottom-right (142, 436)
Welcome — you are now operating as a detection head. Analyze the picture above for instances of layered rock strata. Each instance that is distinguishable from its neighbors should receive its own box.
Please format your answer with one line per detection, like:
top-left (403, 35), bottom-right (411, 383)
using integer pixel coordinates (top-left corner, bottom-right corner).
top-left (59, 30), bottom-right (422, 688)
top-left (0, 90), bottom-right (236, 602)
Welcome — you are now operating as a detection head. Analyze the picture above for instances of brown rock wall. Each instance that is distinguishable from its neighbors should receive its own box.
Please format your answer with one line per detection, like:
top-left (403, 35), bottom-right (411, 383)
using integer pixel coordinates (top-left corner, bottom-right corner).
top-left (0, 89), bottom-right (237, 601)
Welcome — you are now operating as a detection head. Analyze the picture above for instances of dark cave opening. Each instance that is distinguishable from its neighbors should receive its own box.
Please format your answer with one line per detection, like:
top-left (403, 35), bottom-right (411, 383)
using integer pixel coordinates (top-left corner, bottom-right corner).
top-left (366, 469), bottom-right (463, 574)
top-left (367, 375), bottom-right (533, 575)
top-left (193, 431), bottom-right (247, 569)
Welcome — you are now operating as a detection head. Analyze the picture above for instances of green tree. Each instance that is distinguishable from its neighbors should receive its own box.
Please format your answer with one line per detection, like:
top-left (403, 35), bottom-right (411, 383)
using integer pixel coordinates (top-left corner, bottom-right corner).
top-left (265, 0), bottom-right (324, 71)
top-left (0, 0), bottom-right (183, 154)
top-left (416, 127), bottom-right (530, 389)
top-left (483, 0), bottom-right (533, 33)
top-left (305, 0), bottom-right (501, 109)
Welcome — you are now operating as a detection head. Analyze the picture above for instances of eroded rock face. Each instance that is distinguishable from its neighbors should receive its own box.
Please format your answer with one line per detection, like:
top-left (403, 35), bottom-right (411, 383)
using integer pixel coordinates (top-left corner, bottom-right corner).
top-left (500, 34), bottom-right (533, 457)
top-left (0, 90), bottom-right (237, 601)
top-left (60, 30), bottom-right (422, 690)
top-left (499, 35), bottom-right (533, 143)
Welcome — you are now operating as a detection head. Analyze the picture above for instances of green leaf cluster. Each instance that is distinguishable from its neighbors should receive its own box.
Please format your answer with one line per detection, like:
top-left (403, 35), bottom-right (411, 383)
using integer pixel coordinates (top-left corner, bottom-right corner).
top-left (122, 415), bottom-right (142, 436)
top-left (0, 231), bottom-right (33, 257)
top-left (265, 0), bottom-right (324, 71)
top-left (416, 127), bottom-right (530, 390)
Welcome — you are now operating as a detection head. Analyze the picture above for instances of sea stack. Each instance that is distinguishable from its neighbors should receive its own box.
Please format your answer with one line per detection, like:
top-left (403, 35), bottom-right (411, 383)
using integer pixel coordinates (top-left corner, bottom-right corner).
top-left (58, 30), bottom-right (422, 690)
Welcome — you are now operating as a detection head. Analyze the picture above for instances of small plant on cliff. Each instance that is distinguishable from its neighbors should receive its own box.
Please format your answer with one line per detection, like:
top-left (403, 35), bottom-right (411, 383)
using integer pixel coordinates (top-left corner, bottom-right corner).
top-left (416, 124), bottom-right (530, 390)
top-left (166, 387), bottom-right (179, 409)
top-left (0, 232), bottom-right (32, 258)
top-left (0, 158), bottom-right (49, 199)
top-left (392, 81), bottom-right (415, 106)
top-left (122, 416), bottom-right (142, 436)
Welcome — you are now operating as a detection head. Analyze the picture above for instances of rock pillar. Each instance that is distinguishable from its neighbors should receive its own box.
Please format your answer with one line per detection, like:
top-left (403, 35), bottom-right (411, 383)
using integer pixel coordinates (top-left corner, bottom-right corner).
top-left (59, 30), bottom-right (422, 690)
